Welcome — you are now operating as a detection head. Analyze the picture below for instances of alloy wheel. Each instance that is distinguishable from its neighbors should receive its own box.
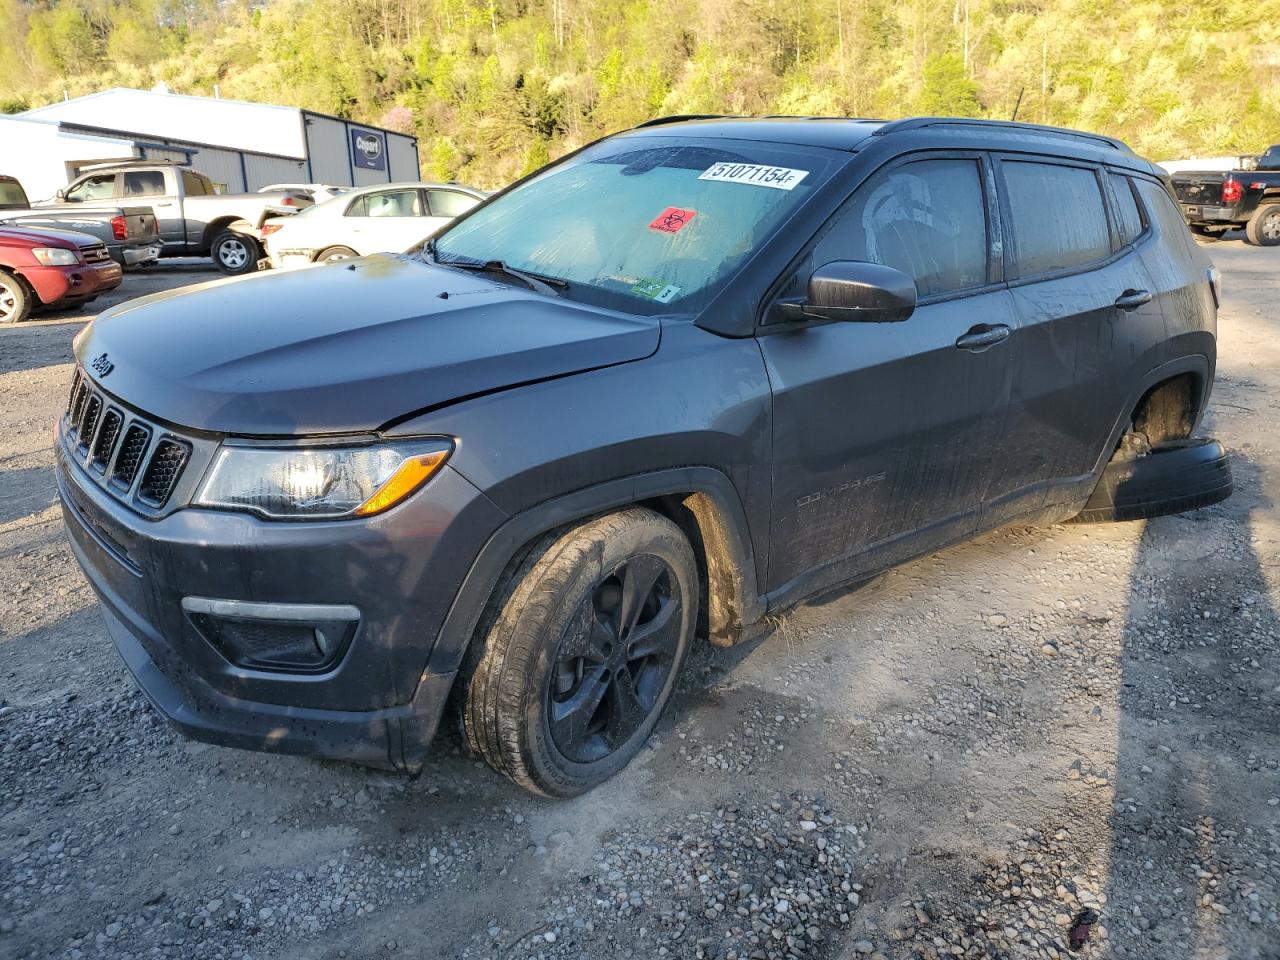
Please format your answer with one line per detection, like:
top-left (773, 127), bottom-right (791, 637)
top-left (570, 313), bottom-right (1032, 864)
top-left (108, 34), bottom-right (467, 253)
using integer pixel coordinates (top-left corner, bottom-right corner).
top-left (0, 280), bottom-right (16, 322)
top-left (218, 238), bottom-right (249, 269)
top-left (1264, 210), bottom-right (1280, 242)
top-left (548, 554), bottom-right (683, 764)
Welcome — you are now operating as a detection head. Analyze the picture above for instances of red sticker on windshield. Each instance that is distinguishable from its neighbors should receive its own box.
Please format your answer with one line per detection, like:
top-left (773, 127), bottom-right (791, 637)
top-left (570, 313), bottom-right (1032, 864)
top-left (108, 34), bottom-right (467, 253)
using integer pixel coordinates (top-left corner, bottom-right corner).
top-left (649, 207), bottom-right (697, 234)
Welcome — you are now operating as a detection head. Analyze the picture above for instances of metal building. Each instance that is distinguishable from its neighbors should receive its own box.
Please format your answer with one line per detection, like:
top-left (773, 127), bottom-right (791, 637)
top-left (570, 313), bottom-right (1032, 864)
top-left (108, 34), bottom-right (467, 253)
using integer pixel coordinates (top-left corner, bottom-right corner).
top-left (8, 87), bottom-right (419, 200)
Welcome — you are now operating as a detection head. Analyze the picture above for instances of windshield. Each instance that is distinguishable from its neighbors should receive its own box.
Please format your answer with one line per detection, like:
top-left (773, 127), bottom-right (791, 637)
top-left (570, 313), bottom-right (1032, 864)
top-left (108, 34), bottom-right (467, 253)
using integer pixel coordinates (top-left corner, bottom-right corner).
top-left (432, 136), bottom-right (836, 313)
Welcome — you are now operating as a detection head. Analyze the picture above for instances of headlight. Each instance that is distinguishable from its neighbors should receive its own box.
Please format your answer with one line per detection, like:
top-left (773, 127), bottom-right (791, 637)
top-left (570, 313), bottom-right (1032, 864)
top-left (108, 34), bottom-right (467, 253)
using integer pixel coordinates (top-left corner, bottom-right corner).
top-left (194, 439), bottom-right (452, 519)
top-left (32, 247), bottom-right (80, 266)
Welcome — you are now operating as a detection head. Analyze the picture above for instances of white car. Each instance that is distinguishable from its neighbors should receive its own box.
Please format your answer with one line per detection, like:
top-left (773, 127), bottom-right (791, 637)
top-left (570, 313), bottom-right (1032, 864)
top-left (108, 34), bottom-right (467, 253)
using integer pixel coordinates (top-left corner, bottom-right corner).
top-left (262, 182), bottom-right (487, 270)
top-left (257, 183), bottom-right (351, 203)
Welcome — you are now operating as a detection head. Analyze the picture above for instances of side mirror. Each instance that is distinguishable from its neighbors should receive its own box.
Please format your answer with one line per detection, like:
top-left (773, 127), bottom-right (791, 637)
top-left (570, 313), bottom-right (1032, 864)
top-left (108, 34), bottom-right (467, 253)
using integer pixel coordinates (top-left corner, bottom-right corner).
top-left (55, 189), bottom-right (66, 201)
top-left (773, 260), bottom-right (917, 324)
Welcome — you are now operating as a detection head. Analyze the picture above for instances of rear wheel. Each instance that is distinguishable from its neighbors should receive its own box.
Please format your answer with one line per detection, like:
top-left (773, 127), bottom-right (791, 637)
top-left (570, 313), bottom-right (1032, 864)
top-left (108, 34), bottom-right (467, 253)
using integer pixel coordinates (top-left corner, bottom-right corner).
top-left (459, 508), bottom-right (698, 798)
top-left (316, 245), bottom-right (359, 263)
top-left (0, 269), bottom-right (31, 324)
top-left (211, 230), bottom-right (261, 275)
top-left (1244, 203), bottom-right (1280, 246)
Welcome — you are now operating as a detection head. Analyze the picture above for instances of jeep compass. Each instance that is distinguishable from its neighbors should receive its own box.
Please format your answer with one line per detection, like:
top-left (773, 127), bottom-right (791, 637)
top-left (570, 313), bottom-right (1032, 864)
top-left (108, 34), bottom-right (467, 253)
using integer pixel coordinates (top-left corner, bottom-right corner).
top-left (57, 117), bottom-right (1227, 797)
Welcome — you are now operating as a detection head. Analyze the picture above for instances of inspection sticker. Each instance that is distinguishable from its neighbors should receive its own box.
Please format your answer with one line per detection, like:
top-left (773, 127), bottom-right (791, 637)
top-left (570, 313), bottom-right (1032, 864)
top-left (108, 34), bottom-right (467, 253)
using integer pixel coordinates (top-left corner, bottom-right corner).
top-left (631, 278), bottom-right (682, 303)
top-left (648, 207), bottom-right (697, 234)
top-left (698, 162), bottom-right (809, 191)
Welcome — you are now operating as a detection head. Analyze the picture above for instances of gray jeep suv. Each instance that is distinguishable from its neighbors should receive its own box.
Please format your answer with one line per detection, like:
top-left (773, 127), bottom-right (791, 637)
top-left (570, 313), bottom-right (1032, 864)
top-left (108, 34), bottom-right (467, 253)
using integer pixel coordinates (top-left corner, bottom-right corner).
top-left (57, 116), bottom-right (1227, 797)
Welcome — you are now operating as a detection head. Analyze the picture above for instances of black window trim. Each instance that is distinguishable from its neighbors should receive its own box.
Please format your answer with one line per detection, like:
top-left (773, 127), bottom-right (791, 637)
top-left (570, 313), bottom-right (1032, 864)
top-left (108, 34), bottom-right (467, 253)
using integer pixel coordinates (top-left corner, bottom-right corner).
top-left (755, 148), bottom-right (1005, 334)
top-left (1100, 168), bottom-right (1152, 253)
top-left (991, 152), bottom-right (1120, 287)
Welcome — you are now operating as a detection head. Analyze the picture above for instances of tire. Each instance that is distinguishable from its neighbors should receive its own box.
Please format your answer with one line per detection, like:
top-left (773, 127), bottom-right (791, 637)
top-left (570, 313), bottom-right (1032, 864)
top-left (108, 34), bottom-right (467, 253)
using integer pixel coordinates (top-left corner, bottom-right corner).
top-left (0, 269), bottom-right (31, 324)
top-left (211, 230), bottom-right (261, 275)
top-left (459, 508), bottom-right (698, 798)
top-left (1070, 438), bottom-right (1232, 524)
top-left (316, 245), bottom-right (359, 263)
top-left (1244, 203), bottom-right (1280, 246)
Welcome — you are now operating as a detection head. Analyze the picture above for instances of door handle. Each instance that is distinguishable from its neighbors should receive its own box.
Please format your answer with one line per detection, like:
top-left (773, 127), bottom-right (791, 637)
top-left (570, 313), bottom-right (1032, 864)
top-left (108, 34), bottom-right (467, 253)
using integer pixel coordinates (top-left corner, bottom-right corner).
top-left (1114, 289), bottom-right (1152, 311)
top-left (954, 323), bottom-right (1011, 352)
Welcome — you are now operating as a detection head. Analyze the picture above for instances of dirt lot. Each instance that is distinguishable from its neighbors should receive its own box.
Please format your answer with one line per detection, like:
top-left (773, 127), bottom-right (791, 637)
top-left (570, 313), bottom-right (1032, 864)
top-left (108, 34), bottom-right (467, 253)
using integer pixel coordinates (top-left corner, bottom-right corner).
top-left (1, 244), bottom-right (1277, 960)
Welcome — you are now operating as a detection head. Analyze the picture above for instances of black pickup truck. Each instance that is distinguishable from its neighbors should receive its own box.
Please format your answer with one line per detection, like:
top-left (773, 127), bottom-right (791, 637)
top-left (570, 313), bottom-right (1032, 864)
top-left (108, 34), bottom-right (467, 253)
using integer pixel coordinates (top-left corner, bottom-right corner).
top-left (1170, 144), bottom-right (1280, 245)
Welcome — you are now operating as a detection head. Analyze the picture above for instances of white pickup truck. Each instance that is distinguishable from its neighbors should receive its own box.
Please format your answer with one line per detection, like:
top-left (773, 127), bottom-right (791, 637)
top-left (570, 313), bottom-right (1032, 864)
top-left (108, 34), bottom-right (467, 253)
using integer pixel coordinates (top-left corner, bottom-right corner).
top-left (33, 162), bottom-right (312, 275)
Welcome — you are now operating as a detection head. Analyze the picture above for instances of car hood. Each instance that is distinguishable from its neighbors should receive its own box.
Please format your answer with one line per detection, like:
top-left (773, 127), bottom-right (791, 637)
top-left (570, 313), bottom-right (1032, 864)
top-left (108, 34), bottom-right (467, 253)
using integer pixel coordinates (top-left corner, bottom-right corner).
top-left (0, 223), bottom-right (99, 248)
top-left (74, 254), bottom-right (660, 435)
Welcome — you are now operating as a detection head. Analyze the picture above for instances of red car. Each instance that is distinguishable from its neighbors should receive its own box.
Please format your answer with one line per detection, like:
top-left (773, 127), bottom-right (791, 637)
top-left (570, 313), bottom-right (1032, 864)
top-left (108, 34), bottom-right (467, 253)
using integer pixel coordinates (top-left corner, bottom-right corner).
top-left (0, 224), bottom-right (123, 324)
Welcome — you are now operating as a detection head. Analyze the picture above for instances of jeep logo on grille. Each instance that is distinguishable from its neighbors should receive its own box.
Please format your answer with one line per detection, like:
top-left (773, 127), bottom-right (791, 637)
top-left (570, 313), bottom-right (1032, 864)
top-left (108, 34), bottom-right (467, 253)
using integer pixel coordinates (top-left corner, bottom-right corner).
top-left (91, 353), bottom-right (114, 377)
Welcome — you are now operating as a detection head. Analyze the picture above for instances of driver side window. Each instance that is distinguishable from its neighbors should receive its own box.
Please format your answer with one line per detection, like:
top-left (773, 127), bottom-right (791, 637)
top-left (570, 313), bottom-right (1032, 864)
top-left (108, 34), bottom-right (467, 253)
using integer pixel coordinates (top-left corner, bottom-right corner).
top-left (809, 158), bottom-right (989, 300)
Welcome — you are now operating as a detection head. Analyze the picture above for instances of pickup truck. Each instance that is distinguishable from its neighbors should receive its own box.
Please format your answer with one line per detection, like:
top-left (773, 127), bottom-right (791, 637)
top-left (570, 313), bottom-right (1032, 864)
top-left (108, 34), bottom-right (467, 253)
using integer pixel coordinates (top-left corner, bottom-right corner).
top-left (1169, 144), bottom-right (1280, 246)
top-left (32, 162), bottom-right (312, 274)
top-left (0, 174), bottom-right (161, 268)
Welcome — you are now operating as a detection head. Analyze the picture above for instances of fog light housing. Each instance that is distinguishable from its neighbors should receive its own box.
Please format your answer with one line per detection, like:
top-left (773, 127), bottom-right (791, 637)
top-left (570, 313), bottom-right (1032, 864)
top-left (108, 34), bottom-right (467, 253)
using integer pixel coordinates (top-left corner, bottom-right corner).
top-left (182, 597), bottom-right (360, 673)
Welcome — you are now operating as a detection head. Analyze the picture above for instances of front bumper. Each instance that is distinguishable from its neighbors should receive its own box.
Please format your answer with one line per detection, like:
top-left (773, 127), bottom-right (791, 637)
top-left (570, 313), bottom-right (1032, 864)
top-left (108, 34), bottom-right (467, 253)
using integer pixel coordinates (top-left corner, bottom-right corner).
top-left (55, 420), bottom-right (505, 771)
top-left (25, 259), bottom-right (122, 306)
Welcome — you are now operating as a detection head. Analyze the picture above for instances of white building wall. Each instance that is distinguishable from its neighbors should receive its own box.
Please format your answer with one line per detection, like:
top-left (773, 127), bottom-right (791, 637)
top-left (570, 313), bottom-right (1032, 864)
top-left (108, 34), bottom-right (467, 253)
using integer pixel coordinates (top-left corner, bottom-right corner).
top-left (23, 88), bottom-right (307, 160)
top-left (0, 117), bottom-right (139, 201)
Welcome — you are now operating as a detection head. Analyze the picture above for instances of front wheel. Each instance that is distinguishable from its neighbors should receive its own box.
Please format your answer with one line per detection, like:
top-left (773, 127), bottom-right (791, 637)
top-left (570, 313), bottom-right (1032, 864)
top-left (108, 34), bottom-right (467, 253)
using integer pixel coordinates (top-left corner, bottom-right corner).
top-left (211, 230), bottom-right (261, 275)
top-left (0, 269), bottom-right (32, 324)
top-left (459, 508), bottom-right (698, 798)
top-left (1245, 203), bottom-right (1280, 246)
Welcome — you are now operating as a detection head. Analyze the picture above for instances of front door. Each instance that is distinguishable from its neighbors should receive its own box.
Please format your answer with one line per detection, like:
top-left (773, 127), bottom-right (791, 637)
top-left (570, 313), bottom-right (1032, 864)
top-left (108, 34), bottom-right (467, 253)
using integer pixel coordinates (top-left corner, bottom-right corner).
top-left (758, 154), bottom-right (1018, 596)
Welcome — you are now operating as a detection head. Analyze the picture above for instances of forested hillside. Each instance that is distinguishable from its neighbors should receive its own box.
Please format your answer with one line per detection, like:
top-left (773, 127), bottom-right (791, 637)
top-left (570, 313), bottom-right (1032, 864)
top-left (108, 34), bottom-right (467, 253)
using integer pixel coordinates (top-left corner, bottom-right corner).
top-left (3, 0), bottom-right (1279, 188)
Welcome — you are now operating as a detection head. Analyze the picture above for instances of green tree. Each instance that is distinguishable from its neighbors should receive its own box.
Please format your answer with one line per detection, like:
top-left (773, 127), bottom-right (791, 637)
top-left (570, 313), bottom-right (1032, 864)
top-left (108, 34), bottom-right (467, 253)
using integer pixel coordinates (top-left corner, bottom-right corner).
top-left (918, 52), bottom-right (982, 117)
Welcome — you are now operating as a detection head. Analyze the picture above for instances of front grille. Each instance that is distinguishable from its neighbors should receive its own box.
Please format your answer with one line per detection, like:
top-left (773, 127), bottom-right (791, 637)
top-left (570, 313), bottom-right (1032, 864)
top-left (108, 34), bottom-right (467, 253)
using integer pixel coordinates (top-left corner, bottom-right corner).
top-left (89, 409), bottom-right (123, 471)
top-left (81, 244), bottom-right (111, 264)
top-left (111, 425), bottom-right (150, 490)
top-left (137, 439), bottom-right (189, 506)
top-left (62, 366), bottom-right (198, 511)
top-left (77, 395), bottom-right (102, 453)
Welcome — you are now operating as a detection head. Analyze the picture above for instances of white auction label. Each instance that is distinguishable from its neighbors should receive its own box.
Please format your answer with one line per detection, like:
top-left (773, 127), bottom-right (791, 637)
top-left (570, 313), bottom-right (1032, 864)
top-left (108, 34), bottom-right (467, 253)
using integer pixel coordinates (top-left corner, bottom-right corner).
top-left (698, 162), bottom-right (809, 191)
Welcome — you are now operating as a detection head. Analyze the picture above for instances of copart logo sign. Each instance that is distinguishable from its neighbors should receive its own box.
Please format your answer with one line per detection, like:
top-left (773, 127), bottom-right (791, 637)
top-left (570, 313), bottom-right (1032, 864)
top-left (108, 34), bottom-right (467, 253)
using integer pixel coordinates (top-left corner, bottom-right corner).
top-left (350, 128), bottom-right (386, 171)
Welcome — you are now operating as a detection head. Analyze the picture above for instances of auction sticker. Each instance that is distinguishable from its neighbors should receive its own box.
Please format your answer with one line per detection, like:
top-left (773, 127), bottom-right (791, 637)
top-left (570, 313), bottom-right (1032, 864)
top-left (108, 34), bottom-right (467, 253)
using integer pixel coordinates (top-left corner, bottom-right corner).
top-left (649, 207), bottom-right (697, 233)
top-left (698, 162), bottom-right (808, 191)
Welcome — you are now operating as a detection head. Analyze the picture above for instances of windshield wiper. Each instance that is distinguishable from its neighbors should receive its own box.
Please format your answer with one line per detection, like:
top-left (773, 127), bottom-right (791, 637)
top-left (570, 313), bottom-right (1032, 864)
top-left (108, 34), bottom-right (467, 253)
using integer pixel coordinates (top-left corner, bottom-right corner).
top-left (436, 256), bottom-right (567, 297)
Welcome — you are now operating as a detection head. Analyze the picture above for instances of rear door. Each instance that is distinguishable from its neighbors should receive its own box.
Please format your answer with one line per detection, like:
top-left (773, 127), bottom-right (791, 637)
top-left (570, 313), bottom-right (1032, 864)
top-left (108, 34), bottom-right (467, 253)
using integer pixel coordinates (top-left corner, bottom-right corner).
top-left (990, 156), bottom-right (1163, 519)
top-left (758, 153), bottom-right (1019, 594)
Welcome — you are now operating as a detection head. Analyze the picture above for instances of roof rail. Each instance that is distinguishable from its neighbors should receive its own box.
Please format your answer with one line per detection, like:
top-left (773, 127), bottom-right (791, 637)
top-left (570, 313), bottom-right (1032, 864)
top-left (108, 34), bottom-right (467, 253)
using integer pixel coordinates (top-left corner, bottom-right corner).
top-left (633, 114), bottom-right (730, 128)
top-left (873, 117), bottom-right (1130, 152)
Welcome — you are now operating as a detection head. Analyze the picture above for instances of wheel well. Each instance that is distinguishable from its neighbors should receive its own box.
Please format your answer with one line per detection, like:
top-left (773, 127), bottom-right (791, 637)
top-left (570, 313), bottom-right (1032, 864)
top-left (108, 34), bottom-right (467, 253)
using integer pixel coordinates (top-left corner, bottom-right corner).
top-left (639, 492), bottom-right (755, 648)
top-left (1130, 373), bottom-right (1200, 446)
top-left (201, 217), bottom-right (249, 250)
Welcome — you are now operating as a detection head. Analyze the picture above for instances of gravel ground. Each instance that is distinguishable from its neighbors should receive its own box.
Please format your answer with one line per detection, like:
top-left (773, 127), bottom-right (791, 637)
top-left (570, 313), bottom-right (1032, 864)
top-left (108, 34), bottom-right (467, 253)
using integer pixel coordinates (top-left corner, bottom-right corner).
top-left (1, 242), bottom-right (1278, 960)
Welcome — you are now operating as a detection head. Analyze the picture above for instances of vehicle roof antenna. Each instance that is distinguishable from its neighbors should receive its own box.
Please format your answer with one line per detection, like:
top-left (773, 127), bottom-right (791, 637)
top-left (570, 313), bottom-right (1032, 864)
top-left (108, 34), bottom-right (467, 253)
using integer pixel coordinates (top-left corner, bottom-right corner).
top-left (1010, 87), bottom-right (1025, 122)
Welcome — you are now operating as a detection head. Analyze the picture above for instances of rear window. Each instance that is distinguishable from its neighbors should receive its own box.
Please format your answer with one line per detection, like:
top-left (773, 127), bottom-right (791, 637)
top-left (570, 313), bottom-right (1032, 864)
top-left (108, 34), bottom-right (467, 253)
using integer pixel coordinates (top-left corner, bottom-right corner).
top-left (182, 171), bottom-right (209, 196)
top-left (1108, 173), bottom-right (1145, 246)
top-left (1003, 161), bottom-right (1110, 277)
